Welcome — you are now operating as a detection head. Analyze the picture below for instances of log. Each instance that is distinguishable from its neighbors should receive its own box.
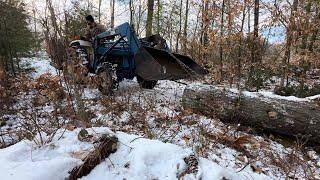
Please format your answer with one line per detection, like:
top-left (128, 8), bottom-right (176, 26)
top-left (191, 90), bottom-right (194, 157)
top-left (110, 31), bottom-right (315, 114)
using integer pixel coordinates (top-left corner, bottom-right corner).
top-left (68, 135), bottom-right (118, 180)
top-left (182, 84), bottom-right (320, 145)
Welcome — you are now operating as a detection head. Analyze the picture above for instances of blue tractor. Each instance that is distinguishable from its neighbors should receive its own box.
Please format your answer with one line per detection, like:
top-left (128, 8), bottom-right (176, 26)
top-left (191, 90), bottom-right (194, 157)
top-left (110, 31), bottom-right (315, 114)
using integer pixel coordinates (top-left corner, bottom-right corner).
top-left (69, 23), bottom-right (208, 94)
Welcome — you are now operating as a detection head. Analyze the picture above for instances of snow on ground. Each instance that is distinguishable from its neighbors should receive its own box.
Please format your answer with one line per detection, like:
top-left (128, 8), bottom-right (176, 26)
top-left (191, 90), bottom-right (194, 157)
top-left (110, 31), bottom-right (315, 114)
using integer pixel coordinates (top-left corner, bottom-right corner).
top-left (20, 52), bottom-right (57, 79)
top-left (0, 128), bottom-right (270, 180)
top-left (1, 54), bottom-right (320, 179)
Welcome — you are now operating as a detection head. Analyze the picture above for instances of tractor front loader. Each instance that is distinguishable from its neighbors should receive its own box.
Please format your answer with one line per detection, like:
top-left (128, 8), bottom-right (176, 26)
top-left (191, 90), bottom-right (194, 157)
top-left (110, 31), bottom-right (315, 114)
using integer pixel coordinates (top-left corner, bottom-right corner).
top-left (68, 22), bottom-right (208, 94)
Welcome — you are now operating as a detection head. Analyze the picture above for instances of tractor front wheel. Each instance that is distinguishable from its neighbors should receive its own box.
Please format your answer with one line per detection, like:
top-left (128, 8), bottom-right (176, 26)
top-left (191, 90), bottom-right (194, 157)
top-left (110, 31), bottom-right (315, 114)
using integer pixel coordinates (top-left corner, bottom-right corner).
top-left (137, 76), bottom-right (158, 89)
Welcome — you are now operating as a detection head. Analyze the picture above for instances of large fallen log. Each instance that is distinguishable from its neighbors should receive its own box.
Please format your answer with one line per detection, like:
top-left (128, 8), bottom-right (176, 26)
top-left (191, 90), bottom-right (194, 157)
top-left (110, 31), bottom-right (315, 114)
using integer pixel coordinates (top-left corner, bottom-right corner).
top-left (182, 84), bottom-right (320, 146)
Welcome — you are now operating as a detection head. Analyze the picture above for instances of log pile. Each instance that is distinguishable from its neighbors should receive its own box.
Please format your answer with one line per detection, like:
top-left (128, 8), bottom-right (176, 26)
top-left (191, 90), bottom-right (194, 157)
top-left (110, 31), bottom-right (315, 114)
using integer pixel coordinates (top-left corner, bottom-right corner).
top-left (182, 84), bottom-right (320, 146)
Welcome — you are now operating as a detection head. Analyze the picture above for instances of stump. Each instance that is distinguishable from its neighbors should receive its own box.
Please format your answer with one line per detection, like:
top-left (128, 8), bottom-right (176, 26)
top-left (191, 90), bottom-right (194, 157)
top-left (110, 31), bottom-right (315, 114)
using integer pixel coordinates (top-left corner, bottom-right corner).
top-left (182, 84), bottom-right (320, 146)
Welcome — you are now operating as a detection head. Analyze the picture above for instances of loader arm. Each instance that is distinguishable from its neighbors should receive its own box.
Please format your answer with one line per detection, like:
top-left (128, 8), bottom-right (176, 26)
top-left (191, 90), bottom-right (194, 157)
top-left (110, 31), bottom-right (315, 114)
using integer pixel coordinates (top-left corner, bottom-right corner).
top-left (114, 23), bottom-right (142, 55)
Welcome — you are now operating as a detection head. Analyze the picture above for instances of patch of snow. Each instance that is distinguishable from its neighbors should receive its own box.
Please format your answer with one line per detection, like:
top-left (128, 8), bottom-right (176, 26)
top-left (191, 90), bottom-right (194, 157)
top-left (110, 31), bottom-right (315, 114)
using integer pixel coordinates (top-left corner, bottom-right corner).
top-left (0, 128), bottom-right (270, 180)
top-left (20, 55), bottom-right (57, 79)
top-left (82, 88), bottom-right (101, 100)
top-left (0, 129), bottom-right (94, 180)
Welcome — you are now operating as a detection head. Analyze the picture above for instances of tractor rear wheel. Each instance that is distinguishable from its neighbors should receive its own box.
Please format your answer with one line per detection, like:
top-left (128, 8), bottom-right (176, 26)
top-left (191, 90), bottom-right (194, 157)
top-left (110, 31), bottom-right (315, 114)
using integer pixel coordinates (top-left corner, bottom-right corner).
top-left (137, 76), bottom-right (158, 89)
top-left (97, 67), bottom-right (114, 95)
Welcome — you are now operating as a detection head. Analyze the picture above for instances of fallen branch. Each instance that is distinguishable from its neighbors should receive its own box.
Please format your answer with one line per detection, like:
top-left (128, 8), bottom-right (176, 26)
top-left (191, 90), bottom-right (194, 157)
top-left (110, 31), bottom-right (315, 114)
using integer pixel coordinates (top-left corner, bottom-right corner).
top-left (68, 135), bottom-right (118, 180)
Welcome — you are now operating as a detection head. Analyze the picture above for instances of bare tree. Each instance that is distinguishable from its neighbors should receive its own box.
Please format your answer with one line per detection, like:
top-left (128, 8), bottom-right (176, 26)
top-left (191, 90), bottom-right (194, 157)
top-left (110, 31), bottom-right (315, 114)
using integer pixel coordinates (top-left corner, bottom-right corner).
top-left (110, 0), bottom-right (115, 30)
top-left (201, 0), bottom-right (209, 46)
top-left (129, 0), bottom-right (133, 26)
top-left (183, 0), bottom-right (189, 54)
top-left (156, 0), bottom-right (161, 34)
top-left (280, 0), bottom-right (298, 87)
top-left (219, 0), bottom-right (225, 82)
top-left (136, 0), bottom-right (143, 35)
top-left (146, 0), bottom-right (155, 37)
top-left (175, 0), bottom-right (183, 52)
top-left (98, 0), bottom-right (102, 23)
top-left (236, 0), bottom-right (248, 87)
top-left (309, 3), bottom-right (319, 52)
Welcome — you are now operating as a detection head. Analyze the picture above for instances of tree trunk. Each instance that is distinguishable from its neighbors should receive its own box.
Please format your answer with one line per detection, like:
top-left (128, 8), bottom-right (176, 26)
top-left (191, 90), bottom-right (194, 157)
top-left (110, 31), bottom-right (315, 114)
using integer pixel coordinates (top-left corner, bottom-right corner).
top-left (237, 0), bottom-right (247, 88)
top-left (47, 0), bottom-right (62, 38)
top-left (247, 0), bottom-right (260, 90)
top-left (175, 0), bottom-right (183, 52)
top-left (33, 9), bottom-right (38, 52)
top-left (251, 0), bottom-right (259, 64)
top-left (253, 0), bottom-right (259, 38)
top-left (167, 2), bottom-right (176, 49)
top-left (64, 12), bottom-right (69, 42)
top-left (182, 84), bottom-right (320, 146)
top-left (247, 2), bottom-right (250, 34)
top-left (157, 0), bottom-right (161, 35)
top-left (301, 1), bottom-right (311, 50)
top-left (3, 20), bottom-right (15, 76)
top-left (136, 0), bottom-right (142, 35)
top-left (201, 0), bottom-right (209, 46)
top-left (98, 0), bottom-right (102, 23)
top-left (146, 0), bottom-right (155, 37)
top-left (280, 0), bottom-right (298, 87)
top-left (129, 0), bottom-right (133, 26)
top-left (308, 4), bottom-right (319, 52)
top-left (219, 0), bottom-right (225, 82)
top-left (183, 0), bottom-right (189, 54)
top-left (110, 0), bottom-right (115, 30)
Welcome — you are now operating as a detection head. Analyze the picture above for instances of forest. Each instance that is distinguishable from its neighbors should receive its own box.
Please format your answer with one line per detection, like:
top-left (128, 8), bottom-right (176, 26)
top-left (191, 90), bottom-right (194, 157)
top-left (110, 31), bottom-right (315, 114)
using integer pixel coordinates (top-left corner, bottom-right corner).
top-left (0, 0), bottom-right (320, 179)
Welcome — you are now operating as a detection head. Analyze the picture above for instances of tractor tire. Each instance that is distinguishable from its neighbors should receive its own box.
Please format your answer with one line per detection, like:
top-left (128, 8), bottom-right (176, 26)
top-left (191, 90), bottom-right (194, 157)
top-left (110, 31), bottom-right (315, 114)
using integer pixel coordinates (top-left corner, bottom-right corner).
top-left (97, 68), bottom-right (114, 95)
top-left (137, 76), bottom-right (158, 89)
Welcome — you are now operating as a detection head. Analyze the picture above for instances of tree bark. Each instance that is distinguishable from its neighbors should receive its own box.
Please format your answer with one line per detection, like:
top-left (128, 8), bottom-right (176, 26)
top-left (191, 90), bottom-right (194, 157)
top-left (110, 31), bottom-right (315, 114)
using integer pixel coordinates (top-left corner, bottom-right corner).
top-left (246, 0), bottom-right (260, 90)
top-left (129, 0), bottom-right (133, 26)
top-left (146, 0), bottom-right (155, 37)
top-left (301, 1), bottom-right (311, 50)
top-left (219, 0), bottom-right (225, 82)
top-left (280, 0), bottom-right (298, 87)
top-left (156, 0), bottom-right (161, 35)
top-left (110, 0), bottom-right (115, 30)
top-left (247, 1), bottom-right (250, 34)
top-left (253, 0), bottom-right (259, 38)
top-left (201, 0), bottom-right (209, 46)
top-left (98, 0), bottom-right (102, 23)
top-left (309, 4), bottom-right (319, 52)
top-left (251, 0), bottom-right (259, 64)
top-left (136, 0), bottom-right (142, 35)
top-left (182, 84), bottom-right (320, 146)
top-left (175, 0), bottom-right (183, 52)
top-left (237, 0), bottom-right (247, 88)
top-left (183, 0), bottom-right (189, 54)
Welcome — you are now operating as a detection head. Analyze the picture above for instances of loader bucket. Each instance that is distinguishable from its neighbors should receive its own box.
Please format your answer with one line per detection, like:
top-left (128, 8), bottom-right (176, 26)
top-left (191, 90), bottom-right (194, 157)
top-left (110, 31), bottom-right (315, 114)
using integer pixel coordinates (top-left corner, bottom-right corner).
top-left (172, 53), bottom-right (209, 75)
top-left (134, 46), bottom-right (207, 81)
